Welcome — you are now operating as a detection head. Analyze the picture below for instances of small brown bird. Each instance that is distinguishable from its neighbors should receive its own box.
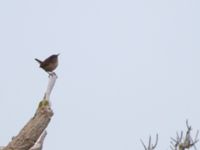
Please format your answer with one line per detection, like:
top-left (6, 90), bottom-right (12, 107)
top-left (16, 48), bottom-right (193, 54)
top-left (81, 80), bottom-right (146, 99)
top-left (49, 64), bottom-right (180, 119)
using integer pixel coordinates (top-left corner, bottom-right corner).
top-left (35, 54), bottom-right (59, 72)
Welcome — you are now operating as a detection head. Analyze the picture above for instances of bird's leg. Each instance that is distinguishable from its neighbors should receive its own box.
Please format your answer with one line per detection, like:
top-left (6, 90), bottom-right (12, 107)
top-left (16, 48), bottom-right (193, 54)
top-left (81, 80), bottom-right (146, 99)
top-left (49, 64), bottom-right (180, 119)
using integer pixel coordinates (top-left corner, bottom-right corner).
top-left (48, 72), bottom-right (57, 78)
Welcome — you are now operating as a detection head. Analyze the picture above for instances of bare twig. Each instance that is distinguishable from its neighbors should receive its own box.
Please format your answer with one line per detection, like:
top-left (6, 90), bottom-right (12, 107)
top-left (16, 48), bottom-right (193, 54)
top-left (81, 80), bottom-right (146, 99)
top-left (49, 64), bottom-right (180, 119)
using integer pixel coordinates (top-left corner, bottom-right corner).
top-left (141, 134), bottom-right (158, 150)
top-left (170, 120), bottom-right (199, 150)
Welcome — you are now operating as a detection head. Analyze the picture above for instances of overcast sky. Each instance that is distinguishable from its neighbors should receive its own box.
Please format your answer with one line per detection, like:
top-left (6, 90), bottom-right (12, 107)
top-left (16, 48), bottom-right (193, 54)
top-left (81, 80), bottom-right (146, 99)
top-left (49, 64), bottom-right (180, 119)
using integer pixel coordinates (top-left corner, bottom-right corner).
top-left (0, 0), bottom-right (200, 150)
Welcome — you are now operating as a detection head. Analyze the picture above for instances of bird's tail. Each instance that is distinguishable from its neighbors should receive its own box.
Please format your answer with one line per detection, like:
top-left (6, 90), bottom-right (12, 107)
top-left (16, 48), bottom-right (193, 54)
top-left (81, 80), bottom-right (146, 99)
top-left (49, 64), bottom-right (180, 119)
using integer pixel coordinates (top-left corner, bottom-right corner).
top-left (35, 58), bottom-right (42, 64)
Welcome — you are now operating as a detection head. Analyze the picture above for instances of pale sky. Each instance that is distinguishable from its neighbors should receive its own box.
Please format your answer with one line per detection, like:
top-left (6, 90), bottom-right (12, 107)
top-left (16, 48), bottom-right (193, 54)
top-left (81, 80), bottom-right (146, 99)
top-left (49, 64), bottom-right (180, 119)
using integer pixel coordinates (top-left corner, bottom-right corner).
top-left (0, 0), bottom-right (200, 150)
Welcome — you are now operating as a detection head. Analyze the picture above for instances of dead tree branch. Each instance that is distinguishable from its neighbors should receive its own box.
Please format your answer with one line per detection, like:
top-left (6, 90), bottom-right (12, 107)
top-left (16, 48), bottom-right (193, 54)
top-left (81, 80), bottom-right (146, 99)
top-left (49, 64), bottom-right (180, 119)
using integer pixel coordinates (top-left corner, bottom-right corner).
top-left (141, 134), bottom-right (158, 150)
top-left (30, 131), bottom-right (47, 150)
top-left (170, 120), bottom-right (199, 150)
top-left (2, 73), bottom-right (57, 150)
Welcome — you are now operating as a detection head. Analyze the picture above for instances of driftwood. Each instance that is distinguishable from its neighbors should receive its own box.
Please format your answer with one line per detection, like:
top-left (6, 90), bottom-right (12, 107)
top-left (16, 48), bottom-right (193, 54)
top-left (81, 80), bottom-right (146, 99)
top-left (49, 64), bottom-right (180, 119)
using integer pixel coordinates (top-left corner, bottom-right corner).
top-left (2, 73), bottom-right (57, 150)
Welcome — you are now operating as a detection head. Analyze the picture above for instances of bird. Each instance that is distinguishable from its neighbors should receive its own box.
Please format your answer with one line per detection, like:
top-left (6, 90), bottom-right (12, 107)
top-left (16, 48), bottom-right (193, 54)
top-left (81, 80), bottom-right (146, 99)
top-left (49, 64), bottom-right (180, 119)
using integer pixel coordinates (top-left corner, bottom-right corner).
top-left (35, 54), bottom-right (59, 73)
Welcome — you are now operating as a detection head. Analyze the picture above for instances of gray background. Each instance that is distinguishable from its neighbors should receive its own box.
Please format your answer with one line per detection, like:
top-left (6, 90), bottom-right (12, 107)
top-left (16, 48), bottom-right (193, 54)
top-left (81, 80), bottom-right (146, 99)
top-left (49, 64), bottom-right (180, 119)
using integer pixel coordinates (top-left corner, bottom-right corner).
top-left (0, 0), bottom-right (200, 150)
